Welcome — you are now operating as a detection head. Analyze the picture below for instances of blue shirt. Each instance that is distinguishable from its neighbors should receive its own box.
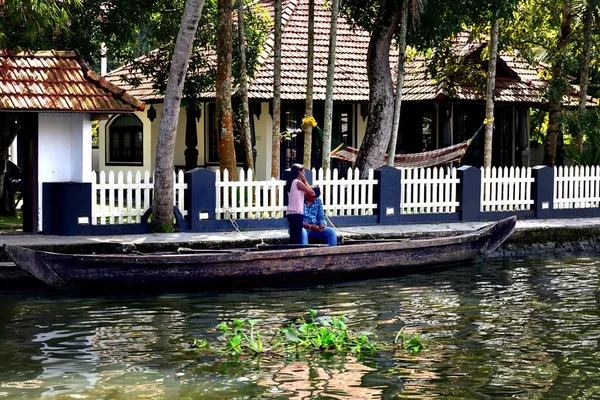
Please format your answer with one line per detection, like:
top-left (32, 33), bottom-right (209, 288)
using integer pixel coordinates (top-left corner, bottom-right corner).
top-left (303, 198), bottom-right (326, 226)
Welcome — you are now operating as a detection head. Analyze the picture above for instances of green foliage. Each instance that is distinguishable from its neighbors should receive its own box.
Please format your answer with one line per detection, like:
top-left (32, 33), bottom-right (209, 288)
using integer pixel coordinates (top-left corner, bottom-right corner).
top-left (563, 108), bottom-right (600, 166)
top-left (191, 310), bottom-right (384, 359)
top-left (218, 318), bottom-right (264, 354)
top-left (149, 219), bottom-right (176, 233)
top-left (124, 0), bottom-right (270, 104)
top-left (0, 0), bottom-right (82, 49)
top-left (281, 309), bottom-right (376, 354)
top-left (394, 329), bottom-right (427, 354)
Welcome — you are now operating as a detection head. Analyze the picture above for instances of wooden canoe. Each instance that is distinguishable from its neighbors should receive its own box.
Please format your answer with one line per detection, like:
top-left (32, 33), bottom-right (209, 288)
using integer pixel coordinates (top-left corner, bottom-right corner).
top-left (3, 216), bottom-right (516, 292)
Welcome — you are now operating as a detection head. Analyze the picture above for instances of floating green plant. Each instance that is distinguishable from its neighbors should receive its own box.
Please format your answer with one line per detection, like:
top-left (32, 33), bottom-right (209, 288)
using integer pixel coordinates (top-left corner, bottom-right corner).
top-left (394, 328), bottom-right (427, 354)
top-left (186, 310), bottom-right (424, 358)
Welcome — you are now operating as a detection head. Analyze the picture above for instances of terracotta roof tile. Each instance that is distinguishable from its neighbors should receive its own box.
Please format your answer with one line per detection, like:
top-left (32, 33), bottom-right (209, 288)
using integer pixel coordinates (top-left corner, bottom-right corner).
top-left (0, 49), bottom-right (145, 112)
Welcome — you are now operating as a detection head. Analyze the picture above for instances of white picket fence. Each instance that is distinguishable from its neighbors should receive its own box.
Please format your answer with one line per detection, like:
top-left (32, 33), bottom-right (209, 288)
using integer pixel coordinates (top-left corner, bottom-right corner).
top-left (399, 167), bottom-right (459, 214)
top-left (481, 166), bottom-right (533, 212)
top-left (215, 167), bottom-right (378, 220)
top-left (312, 168), bottom-right (377, 216)
top-left (215, 169), bottom-right (286, 220)
top-left (88, 165), bottom-right (600, 226)
top-left (91, 170), bottom-right (187, 225)
top-left (554, 165), bottom-right (600, 209)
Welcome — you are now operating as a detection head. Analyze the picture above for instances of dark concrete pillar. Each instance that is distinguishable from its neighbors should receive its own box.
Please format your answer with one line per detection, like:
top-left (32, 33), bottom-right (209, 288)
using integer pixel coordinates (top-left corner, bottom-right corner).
top-left (184, 105), bottom-right (199, 170)
top-left (42, 182), bottom-right (92, 235)
top-left (457, 166), bottom-right (481, 221)
top-left (375, 166), bottom-right (401, 225)
top-left (531, 165), bottom-right (553, 219)
top-left (185, 168), bottom-right (216, 231)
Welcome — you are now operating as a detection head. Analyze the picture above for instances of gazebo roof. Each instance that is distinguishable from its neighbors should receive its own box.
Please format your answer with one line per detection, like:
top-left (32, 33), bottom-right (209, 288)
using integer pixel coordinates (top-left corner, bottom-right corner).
top-left (0, 50), bottom-right (145, 112)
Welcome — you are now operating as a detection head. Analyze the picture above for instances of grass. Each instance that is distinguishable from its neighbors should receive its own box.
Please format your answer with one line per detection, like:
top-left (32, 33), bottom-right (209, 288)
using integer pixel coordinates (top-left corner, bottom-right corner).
top-left (0, 213), bottom-right (22, 232)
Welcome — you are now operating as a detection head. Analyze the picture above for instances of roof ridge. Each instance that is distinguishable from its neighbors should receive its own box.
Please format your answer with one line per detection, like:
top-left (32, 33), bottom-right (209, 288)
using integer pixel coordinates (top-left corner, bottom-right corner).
top-left (246, 0), bottom-right (302, 92)
top-left (0, 49), bottom-right (78, 58)
top-left (73, 49), bottom-right (145, 111)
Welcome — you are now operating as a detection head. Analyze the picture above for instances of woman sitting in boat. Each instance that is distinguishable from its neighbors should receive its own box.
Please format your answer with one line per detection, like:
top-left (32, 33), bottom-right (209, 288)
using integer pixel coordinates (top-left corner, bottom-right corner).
top-left (285, 164), bottom-right (315, 244)
top-left (302, 186), bottom-right (337, 246)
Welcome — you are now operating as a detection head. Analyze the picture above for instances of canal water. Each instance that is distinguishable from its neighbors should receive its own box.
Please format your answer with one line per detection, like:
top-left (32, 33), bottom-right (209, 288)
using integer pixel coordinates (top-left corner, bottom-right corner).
top-left (1, 256), bottom-right (600, 399)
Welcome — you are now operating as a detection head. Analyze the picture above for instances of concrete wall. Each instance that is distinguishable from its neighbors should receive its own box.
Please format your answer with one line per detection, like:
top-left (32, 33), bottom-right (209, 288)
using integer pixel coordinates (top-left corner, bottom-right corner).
top-left (37, 112), bottom-right (92, 232)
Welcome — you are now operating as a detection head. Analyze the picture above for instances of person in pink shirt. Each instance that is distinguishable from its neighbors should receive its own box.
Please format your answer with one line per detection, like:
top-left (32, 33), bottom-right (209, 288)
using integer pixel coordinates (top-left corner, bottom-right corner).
top-left (285, 164), bottom-right (315, 244)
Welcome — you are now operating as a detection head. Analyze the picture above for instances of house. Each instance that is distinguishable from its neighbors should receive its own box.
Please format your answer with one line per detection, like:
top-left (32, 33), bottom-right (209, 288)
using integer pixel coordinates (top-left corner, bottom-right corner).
top-left (102, 0), bottom-right (594, 180)
top-left (0, 50), bottom-right (144, 233)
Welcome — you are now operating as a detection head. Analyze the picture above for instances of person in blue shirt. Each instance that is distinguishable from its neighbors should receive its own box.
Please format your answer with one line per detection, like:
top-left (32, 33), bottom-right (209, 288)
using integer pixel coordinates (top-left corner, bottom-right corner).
top-left (301, 186), bottom-right (337, 246)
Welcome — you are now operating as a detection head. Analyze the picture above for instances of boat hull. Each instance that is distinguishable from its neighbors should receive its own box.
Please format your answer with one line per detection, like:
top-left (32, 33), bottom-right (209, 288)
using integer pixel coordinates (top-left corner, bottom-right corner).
top-left (4, 216), bottom-right (516, 292)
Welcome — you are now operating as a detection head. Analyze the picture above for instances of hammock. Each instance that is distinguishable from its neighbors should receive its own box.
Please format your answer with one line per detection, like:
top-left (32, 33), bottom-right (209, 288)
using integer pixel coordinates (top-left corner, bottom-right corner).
top-left (330, 119), bottom-right (490, 169)
top-left (331, 140), bottom-right (472, 168)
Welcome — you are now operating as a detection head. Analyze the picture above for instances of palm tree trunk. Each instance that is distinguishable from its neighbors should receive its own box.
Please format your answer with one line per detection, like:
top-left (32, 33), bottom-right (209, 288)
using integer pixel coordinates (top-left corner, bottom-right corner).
top-left (322, 0), bottom-right (339, 170)
top-left (303, 0), bottom-right (315, 168)
top-left (387, 0), bottom-right (407, 167)
top-left (237, 0), bottom-right (254, 174)
top-left (271, 0), bottom-right (282, 178)
top-left (354, 0), bottom-right (401, 177)
top-left (217, 0), bottom-right (238, 180)
top-left (153, 0), bottom-right (206, 228)
top-left (544, 0), bottom-right (572, 166)
top-left (576, 0), bottom-right (593, 153)
top-left (483, 10), bottom-right (499, 169)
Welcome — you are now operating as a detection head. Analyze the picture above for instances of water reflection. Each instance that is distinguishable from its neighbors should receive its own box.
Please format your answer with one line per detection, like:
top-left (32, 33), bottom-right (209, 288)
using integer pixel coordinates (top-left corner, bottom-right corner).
top-left (0, 256), bottom-right (599, 398)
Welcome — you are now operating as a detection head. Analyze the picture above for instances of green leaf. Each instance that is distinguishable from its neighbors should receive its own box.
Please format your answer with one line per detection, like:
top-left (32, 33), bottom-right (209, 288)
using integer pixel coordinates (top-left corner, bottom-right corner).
top-left (284, 327), bottom-right (300, 343)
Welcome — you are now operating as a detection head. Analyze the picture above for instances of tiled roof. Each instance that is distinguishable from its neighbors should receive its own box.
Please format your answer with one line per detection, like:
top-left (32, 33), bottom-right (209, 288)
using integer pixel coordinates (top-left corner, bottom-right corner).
top-left (0, 50), bottom-right (145, 112)
top-left (104, 0), bottom-right (597, 107)
top-left (247, 0), bottom-right (372, 101)
top-left (104, 50), bottom-right (165, 102)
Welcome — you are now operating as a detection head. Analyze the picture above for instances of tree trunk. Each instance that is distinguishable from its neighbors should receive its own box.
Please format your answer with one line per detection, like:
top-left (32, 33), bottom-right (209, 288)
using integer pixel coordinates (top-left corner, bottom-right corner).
top-left (217, 0), bottom-right (238, 180)
top-left (302, 0), bottom-right (315, 168)
top-left (576, 0), bottom-right (593, 153)
top-left (544, 0), bottom-right (572, 167)
top-left (0, 115), bottom-right (19, 217)
top-left (153, 0), bottom-right (206, 229)
top-left (321, 0), bottom-right (339, 170)
top-left (237, 0), bottom-right (254, 174)
top-left (271, 0), bottom-right (282, 178)
top-left (354, 0), bottom-right (401, 177)
top-left (387, 0), bottom-right (407, 167)
top-left (483, 11), bottom-right (499, 169)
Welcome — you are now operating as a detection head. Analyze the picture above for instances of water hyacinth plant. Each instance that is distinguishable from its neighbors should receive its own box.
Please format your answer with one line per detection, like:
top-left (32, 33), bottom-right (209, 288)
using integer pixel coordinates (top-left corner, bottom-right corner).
top-left (187, 310), bottom-right (426, 358)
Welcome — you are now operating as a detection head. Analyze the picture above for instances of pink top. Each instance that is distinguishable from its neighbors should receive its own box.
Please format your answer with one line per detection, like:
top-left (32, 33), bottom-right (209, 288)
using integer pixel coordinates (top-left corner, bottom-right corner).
top-left (287, 179), bottom-right (304, 214)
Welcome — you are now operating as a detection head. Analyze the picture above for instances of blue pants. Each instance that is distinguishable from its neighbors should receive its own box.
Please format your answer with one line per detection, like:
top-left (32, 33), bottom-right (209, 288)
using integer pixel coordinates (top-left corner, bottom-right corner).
top-left (301, 227), bottom-right (338, 246)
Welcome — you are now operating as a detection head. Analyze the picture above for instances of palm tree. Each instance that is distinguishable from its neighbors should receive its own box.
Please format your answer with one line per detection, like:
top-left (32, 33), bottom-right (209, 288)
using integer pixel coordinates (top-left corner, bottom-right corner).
top-left (387, 0), bottom-right (408, 166)
top-left (483, 10), bottom-right (500, 169)
top-left (237, 0), bottom-right (254, 173)
top-left (303, 0), bottom-right (315, 168)
top-left (322, 0), bottom-right (339, 170)
top-left (216, 0), bottom-right (238, 180)
top-left (153, 0), bottom-right (206, 229)
top-left (271, 0), bottom-right (283, 178)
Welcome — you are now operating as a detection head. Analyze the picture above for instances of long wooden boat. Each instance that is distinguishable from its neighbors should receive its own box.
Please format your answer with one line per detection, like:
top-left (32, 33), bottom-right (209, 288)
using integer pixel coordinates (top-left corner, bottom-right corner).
top-left (3, 216), bottom-right (516, 292)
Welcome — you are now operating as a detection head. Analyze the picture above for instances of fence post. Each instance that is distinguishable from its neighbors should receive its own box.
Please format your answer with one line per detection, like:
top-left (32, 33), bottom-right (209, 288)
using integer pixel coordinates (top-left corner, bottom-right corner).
top-left (42, 182), bottom-right (92, 235)
top-left (375, 166), bottom-right (401, 225)
top-left (457, 166), bottom-right (481, 221)
top-left (531, 165), bottom-right (554, 219)
top-left (185, 168), bottom-right (216, 231)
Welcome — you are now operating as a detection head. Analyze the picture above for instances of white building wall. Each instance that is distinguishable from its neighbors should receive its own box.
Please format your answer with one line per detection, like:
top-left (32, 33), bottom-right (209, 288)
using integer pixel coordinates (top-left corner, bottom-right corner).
top-left (97, 101), bottom-right (368, 180)
top-left (98, 110), bottom-right (152, 176)
top-left (37, 112), bottom-right (93, 232)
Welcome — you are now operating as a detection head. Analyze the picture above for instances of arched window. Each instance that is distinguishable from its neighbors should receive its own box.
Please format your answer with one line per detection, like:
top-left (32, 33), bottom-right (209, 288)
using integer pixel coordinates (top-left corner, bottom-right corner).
top-left (108, 115), bottom-right (143, 164)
